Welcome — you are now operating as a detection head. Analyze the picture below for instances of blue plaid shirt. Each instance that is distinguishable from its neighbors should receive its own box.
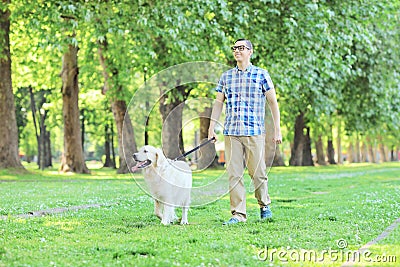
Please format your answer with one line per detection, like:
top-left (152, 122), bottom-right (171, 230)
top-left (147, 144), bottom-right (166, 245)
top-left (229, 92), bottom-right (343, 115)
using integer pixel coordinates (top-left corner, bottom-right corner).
top-left (216, 64), bottom-right (275, 136)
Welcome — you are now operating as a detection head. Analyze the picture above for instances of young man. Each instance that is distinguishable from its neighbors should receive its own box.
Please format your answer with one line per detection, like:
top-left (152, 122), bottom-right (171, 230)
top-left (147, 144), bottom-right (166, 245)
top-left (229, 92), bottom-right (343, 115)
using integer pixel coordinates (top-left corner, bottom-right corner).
top-left (208, 39), bottom-right (282, 225)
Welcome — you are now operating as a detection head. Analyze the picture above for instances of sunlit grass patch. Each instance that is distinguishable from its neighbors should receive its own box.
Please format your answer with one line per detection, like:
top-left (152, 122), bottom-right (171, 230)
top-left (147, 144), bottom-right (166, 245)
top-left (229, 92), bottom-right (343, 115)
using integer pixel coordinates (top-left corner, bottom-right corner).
top-left (0, 162), bottom-right (399, 266)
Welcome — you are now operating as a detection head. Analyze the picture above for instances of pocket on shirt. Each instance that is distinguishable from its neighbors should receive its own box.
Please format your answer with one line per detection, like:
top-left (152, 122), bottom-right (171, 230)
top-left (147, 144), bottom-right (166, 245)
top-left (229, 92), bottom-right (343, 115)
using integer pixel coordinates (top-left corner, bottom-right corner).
top-left (241, 92), bottom-right (265, 105)
top-left (251, 78), bottom-right (268, 94)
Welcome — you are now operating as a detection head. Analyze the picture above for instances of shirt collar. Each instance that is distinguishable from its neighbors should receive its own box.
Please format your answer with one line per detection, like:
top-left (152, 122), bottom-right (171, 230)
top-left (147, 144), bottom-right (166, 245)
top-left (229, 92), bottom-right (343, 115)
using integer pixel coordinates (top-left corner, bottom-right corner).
top-left (235, 63), bottom-right (253, 73)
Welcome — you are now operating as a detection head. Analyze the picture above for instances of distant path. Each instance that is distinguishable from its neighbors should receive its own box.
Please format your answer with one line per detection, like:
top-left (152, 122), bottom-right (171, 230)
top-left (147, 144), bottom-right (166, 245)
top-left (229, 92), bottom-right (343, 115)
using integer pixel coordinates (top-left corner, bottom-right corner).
top-left (0, 203), bottom-right (113, 220)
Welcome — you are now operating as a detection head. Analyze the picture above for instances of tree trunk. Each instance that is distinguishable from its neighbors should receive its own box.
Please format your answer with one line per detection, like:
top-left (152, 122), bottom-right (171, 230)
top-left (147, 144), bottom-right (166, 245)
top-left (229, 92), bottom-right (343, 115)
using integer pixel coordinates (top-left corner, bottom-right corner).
top-left (355, 133), bottom-right (361, 163)
top-left (113, 100), bottom-right (137, 173)
top-left (29, 86), bottom-right (41, 167)
top-left (336, 119), bottom-right (343, 164)
top-left (377, 136), bottom-right (387, 162)
top-left (39, 110), bottom-right (46, 170)
top-left (159, 92), bottom-right (185, 159)
top-left (348, 134), bottom-right (360, 163)
top-left (390, 146), bottom-right (394, 161)
top-left (372, 144), bottom-right (379, 163)
top-left (103, 124), bottom-right (115, 168)
top-left (366, 136), bottom-right (377, 163)
top-left (198, 106), bottom-right (219, 169)
top-left (302, 127), bottom-right (314, 166)
top-left (390, 146), bottom-right (398, 161)
top-left (158, 84), bottom-right (192, 160)
top-left (0, 6), bottom-right (24, 169)
top-left (29, 87), bottom-right (52, 169)
top-left (348, 142), bottom-right (355, 163)
top-left (289, 112), bottom-right (305, 166)
top-left (44, 129), bottom-right (52, 167)
top-left (327, 140), bottom-right (336, 164)
top-left (98, 39), bottom-right (137, 173)
top-left (59, 44), bottom-right (89, 174)
top-left (40, 124), bottom-right (52, 169)
top-left (315, 134), bottom-right (326, 165)
top-left (368, 144), bottom-right (378, 163)
top-left (360, 142), bottom-right (369, 162)
top-left (111, 122), bottom-right (116, 168)
top-left (326, 125), bottom-right (336, 164)
top-left (145, 101), bottom-right (150, 145)
top-left (39, 110), bottom-right (53, 169)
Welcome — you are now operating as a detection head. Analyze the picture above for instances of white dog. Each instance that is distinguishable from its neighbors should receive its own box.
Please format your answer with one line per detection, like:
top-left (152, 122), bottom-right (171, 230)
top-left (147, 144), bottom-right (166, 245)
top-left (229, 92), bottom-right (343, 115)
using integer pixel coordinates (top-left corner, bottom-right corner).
top-left (132, 146), bottom-right (192, 225)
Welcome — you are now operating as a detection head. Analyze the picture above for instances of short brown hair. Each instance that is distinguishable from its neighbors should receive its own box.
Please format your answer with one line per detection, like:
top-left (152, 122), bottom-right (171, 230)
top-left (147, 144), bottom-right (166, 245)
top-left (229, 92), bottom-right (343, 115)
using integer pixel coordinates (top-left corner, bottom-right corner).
top-left (235, 39), bottom-right (253, 50)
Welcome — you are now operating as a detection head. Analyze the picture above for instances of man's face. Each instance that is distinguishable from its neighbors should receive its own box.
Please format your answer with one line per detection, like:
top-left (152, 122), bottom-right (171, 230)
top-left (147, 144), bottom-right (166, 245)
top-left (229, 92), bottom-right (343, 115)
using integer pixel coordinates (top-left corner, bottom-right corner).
top-left (232, 40), bottom-right (252, 62)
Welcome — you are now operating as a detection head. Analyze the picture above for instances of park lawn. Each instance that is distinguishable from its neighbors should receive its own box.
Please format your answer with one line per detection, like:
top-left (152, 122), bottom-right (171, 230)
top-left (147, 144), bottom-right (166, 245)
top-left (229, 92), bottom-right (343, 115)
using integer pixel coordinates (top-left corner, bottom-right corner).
top-left (0, 162), bottom-right (399, 266)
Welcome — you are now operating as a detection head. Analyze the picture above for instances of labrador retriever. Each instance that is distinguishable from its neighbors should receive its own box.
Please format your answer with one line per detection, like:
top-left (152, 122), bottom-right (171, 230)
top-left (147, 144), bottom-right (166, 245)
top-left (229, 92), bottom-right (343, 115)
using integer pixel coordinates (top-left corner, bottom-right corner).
top-left (132, 146), bottom-right (192, 225)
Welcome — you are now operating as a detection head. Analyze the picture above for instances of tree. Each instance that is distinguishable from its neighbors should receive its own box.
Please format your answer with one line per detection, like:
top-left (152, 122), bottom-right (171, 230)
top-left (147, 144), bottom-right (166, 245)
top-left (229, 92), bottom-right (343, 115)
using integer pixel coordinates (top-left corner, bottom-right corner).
top-left (9, 1), bottom-right (91, 173)
top-left (0, 0), bottom-right (23, 169)
top-left (335, 1), bottom-right (399, 163)
top-left (289, 112), bottom-right (305, 166)
top-left (326, 125), bottom-right (336, 164)
top-left (29, 86), bottom-right (52, 169)
top-left (103, 122), bottom-right (116, 168)
top-left (7, 0), bottom-right (399, 169)
top-left (97, 36), bottom-right (138, 173)
top-left (59, 41), bottom-right (89, 173)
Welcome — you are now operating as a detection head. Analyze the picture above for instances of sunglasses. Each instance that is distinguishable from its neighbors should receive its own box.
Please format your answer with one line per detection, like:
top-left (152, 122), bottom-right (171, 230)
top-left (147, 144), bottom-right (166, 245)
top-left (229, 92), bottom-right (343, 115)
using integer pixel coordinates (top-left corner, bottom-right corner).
top-left (231, 45), bottom-right (251, 52)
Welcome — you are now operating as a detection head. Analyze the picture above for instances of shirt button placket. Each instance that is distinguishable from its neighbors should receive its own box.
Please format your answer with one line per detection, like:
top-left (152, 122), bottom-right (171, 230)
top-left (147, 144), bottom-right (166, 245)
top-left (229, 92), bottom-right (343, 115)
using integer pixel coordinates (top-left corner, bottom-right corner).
top-left (238, 72), bottom-right (241, 115)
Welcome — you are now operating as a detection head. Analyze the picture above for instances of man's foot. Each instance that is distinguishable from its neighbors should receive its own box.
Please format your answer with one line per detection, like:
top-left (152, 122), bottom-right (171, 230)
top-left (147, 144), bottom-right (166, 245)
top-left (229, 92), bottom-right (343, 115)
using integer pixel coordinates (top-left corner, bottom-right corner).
top-left (222, 217), bottom-right (241, 225)
top-left (260, 205), bottom-right (272, 219)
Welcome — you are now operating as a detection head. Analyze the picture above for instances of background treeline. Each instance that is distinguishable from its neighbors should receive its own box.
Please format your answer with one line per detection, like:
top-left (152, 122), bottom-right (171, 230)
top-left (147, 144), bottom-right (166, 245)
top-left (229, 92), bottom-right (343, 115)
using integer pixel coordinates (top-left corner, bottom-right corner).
top-left (0, 0), bottom-right (399, 173)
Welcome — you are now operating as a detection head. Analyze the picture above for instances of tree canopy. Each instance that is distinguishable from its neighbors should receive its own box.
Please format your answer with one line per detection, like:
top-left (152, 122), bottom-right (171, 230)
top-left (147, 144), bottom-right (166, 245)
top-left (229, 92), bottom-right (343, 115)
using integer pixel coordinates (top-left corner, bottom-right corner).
top-left (1, 0), bottom-right (398, 171)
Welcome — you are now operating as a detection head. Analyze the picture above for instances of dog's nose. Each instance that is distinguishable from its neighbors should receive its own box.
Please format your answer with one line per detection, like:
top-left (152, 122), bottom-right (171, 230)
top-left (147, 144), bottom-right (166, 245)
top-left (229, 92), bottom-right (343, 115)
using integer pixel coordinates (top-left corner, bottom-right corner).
top-left (132, 154), bottom-right (137, 160)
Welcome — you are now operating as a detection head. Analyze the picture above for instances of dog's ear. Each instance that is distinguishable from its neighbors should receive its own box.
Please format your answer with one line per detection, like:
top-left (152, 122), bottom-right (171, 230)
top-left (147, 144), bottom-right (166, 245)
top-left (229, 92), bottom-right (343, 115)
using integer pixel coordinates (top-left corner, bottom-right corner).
top-left (155, 148), bottom-right (165, 167)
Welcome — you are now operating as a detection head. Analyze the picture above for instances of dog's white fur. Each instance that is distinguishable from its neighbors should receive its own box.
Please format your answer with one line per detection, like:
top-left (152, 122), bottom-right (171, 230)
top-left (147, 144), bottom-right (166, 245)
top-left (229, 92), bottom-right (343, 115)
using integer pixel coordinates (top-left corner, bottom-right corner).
top-left (133, 146), bottom-right (192, 225)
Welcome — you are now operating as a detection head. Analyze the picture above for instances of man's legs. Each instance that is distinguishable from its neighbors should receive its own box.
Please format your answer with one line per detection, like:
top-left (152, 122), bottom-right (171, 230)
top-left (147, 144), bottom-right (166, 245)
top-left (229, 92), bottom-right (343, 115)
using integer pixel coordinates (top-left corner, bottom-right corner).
top-left (225, 135), bottom-right (247, 221)
top-left (244, 135), bottom-right (271, 208)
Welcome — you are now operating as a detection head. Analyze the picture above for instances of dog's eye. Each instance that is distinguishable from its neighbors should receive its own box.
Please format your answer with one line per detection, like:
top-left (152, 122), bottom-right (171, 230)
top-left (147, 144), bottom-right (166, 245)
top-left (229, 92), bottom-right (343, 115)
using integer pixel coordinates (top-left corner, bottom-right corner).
top-left (143, 150), bottom-right (148, 153)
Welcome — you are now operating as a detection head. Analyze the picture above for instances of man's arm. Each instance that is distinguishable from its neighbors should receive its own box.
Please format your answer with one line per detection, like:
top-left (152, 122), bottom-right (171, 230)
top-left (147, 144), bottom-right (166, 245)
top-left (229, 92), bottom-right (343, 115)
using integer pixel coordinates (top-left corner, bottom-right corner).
top-left (208, 92), bottom-right (225, 141)
top-left (265, 89), bottom-right (282, 144)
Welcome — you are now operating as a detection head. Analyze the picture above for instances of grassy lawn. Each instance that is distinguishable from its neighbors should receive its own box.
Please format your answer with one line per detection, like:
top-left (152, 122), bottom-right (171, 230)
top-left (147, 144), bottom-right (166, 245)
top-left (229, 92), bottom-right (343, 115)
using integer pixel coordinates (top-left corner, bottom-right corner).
top-left (0, 162), bottom-right (399, 266)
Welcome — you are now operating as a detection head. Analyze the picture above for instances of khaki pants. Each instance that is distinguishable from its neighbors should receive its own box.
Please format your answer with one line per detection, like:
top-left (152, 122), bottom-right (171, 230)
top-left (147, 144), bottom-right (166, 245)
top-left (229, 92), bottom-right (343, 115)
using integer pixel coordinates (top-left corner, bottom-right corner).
top-left (225, 135), bottom-right (271, 221)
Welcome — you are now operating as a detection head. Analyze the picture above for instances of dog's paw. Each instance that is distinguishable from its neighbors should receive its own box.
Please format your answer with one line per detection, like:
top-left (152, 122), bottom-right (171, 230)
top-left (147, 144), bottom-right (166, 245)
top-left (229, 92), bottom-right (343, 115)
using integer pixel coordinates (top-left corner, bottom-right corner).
top-left (161, 220), bottom-right (173, 226)
top-left (180, 220), bottom-right (189, 225)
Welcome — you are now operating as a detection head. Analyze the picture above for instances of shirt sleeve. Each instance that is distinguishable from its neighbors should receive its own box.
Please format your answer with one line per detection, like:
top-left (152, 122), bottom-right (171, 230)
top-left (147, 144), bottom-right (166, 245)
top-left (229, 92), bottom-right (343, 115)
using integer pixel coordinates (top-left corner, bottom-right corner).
top-left (262, 71), bottom-right (275, 93)
top-left (215, 73), bottom-right (225, 93)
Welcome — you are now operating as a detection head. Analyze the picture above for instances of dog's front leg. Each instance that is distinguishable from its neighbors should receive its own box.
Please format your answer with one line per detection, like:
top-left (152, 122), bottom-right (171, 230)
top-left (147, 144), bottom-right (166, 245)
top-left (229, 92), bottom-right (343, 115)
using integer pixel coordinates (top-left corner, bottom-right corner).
top-left (161, 205), bottom-right (176, 225)
top-left (154, 200), bottom-right (163, 220)
top-left (181, 207), bottom-right (189, 225)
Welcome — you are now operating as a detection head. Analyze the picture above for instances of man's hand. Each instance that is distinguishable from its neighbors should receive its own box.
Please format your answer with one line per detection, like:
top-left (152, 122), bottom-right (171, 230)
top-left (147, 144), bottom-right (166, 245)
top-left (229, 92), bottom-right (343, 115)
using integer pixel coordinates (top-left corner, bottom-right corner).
top-left (272, 127), bottom-right (282, 144)
top-left (208, 129), bottom-right (218, 142)
top-left (273, 134), bottom-right (282, 144)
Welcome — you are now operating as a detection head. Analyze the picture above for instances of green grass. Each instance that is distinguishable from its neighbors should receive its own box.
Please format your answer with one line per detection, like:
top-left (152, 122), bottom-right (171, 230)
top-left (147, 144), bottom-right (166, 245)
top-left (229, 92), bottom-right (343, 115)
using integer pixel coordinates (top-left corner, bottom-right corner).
top-left (0, 162), bottom-right (399, 266)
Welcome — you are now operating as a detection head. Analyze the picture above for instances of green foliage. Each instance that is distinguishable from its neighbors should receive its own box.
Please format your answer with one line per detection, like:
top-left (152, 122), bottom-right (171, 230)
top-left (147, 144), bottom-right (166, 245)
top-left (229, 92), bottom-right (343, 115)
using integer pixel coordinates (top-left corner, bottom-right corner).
top-left (5, 0), bottom-right (399, 162)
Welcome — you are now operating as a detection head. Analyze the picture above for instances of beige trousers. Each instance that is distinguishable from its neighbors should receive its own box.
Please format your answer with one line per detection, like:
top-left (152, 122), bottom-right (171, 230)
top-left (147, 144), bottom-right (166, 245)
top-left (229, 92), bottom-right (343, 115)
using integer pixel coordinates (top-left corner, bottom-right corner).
top-left (224, 135), bottom-right (271, 221)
